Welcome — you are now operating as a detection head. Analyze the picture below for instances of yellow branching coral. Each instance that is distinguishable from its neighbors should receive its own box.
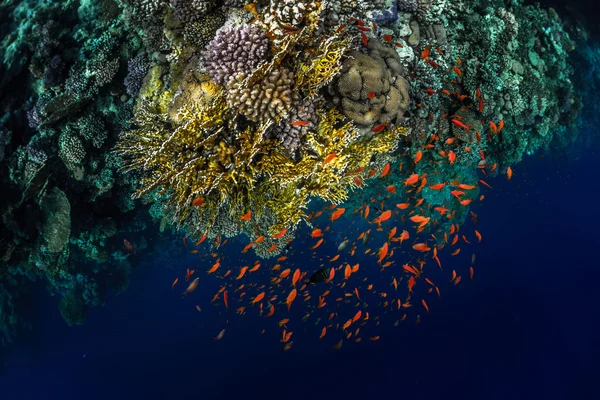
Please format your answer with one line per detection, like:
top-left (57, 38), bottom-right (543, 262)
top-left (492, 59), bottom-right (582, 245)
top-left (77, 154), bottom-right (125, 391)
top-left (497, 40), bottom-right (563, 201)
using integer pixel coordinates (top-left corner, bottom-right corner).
top-left (296, 33), bottom-right (351, 98)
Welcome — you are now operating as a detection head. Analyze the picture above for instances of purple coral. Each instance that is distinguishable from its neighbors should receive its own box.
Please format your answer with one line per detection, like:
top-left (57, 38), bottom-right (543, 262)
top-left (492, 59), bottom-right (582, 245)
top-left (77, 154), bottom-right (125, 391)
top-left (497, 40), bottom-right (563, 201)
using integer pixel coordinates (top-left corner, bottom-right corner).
top-left (203, 25), bottom-right (269, 86)
top-left (124, 53), bottom-right (151, 97)
top-left (272, 99), bottom-right (318, 156)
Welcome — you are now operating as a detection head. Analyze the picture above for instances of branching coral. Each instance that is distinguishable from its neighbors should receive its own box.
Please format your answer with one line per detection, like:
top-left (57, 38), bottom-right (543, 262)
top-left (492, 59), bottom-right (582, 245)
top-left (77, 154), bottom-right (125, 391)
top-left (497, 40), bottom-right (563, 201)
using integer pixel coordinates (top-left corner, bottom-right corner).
top-left (204, 25), bottom-right (270, 86)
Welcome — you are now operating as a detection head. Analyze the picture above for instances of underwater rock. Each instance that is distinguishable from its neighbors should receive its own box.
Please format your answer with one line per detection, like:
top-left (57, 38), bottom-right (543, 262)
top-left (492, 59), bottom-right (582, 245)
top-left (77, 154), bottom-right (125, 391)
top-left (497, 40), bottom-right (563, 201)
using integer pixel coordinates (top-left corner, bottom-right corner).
top-left (41, 187), bottom-right (71, 254)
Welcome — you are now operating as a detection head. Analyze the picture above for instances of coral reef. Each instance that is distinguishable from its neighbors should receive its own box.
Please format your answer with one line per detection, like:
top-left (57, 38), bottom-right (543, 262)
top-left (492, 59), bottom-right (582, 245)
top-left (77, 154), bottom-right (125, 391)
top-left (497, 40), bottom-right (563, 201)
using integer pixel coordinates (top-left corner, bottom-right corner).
top-left (0, 0), bottom-right (596, 347)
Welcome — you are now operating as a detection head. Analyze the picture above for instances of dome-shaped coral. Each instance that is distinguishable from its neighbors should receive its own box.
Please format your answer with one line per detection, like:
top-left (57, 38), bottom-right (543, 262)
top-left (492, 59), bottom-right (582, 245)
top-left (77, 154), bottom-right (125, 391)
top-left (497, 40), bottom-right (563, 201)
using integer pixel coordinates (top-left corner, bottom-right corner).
top-left (329, 40), bottom-right (410, 127)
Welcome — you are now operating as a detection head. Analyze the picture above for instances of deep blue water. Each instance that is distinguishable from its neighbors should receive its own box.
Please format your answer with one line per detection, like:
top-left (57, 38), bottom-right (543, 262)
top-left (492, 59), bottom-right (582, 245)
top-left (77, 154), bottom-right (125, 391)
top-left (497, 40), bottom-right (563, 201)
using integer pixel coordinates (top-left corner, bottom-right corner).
top-left (1, 139), bottom-right (600, 399)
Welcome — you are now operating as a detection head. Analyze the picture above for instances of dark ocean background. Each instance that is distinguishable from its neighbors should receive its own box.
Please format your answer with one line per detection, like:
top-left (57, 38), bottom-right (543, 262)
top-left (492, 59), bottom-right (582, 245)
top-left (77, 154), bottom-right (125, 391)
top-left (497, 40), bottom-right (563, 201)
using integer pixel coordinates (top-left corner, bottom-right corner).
top-left (1, 1), bottom-right (600, 399)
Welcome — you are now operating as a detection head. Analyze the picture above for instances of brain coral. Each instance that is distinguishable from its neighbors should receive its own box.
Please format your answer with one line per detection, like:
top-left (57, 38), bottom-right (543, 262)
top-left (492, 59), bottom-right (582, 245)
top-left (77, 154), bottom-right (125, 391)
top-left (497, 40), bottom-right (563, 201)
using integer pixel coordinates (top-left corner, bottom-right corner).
top-left (203, 25), bottom-right (269, 86)
top-left (226, 67), bottom-right (299, 123)
top-left (329, 39), bottom-right (410, 127)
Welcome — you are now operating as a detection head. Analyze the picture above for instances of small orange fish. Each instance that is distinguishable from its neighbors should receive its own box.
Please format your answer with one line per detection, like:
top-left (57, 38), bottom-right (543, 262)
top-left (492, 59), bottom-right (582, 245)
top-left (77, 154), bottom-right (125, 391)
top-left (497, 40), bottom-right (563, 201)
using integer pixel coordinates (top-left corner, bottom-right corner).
top-left (240, 211), bottom-right (252, 221)
top-left (368, 91), bottom-right (376, 99)
top-left (286, 289), bottom-right (297, 311)
top-left (507, 167), bottom-right (513, 180)
top-left (448, 151), bottom-right (456, 164)
top-left (292, 269), bottom-right (301, 287)
top-left (430, 183), bottom-right (446, 190)
top-left (236, 266), bottom-right (248, 280)
top-left (290, 120), bottom-right (308, 126)
top-left (380, 163), bottom-right (390, 178)
top-left (414, 150), bottom-right (422, 164)
top-left (404, 174), bottom-right (419, 186)
top-left (330, 207), bottom-right (346, 221)
top-left (373, 210), bottom-right (392, 225)
top-left (422, 299), bottom-right (430, 312)
top-left (311, 238), bottom-right (324, 250)
top-left (385, 185), bottom-right (396, 194)
top-left (171, 278), bottom-right (178, 289)
top-left (192, 197), bottom-right (205, 207)
top-left (323, 153), bottom-right (337, 165)
top-left (272, 228), bottom-right (288, 239)
top-left (372, 123), bottom-right (388, 133)
top-left (251, 292), bottom-right (265, 305)
top-left (319, 327), bottom-right (327, 339)
top-left (412, 243), bottom-right (430, 252)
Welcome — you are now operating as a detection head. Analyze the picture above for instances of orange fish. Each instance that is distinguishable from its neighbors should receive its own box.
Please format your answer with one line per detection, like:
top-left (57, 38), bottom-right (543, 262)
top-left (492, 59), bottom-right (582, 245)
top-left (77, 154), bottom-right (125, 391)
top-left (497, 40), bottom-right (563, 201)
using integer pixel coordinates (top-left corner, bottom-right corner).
top-left (407, 276), bottom-right (416, 292)
top-left (240, 211), bottom-right (252, 221)
top-left (251, 292), bottom-right (265, 305)
top-left (272, 228), bottom-right (288, 239)
top-left (331, 208), bottom-right (346, 221)
top-left (414, 151), bottom-right (422, 164)
top-left (268, 244), bottom-right (278, 252)
top-left (280, 269), bottom-right (291, 279)
top-left (385, 185), bottom-right (396, 194)
top-left (507, 167), bottom-right (513, 180)
top-left (319, 327), bottom-right (327, 339)
top-left (311, 238), bottom-right (324, 249)
top-left (396, 203), bottom-right (410, 210)
top-left (254, 235), bottom-right (265, 243)
top-left (290, 120), bottom-right (309, 126)
top-left (475, 230), bottom-right (482, 242)
top-left (470, 267), bottom-right (474, 280)
top-left (292, 269), bottom-right (301, 287)
top-left (412, 243), bottom-right (430, 252)
top-left (372, 123), bottom-right (388, 134)
top-left (448, 151), bottom-right (456, 164)
top-left (352, 310), bottom-right (362, 322)
top-left (241, 242), bottom-right (254, 253)
top-left (404, 174), bottom-right (419, 186)
top-left (378, 242), bottom-right (389, 264)
top-left (430, 183), bottom-right (446, 190)
top-left (311, 228), bottom-right (323, 238)
top-left (422, 299), bottom-right (429, 312)
top-left (344, 264), bottom-right (352, 280)
top-left (286, 289), bottom-right (297, 311)
top-left (207, 259), bottom-right (220, 274)
top-left (380, 163), bottom-right (391, 178)
top-left (171, 278), bottom-right (178, 289)
top-left (249, 263), bottom-right (261, 272)
top-left (192, 197), bottom-right (204, 207)
top-left (323, 153), bottom-right (337, 165)
top-left (373, 210), bottom-right (392, 225)
top-left (236, 266), bottom-right (248, 280)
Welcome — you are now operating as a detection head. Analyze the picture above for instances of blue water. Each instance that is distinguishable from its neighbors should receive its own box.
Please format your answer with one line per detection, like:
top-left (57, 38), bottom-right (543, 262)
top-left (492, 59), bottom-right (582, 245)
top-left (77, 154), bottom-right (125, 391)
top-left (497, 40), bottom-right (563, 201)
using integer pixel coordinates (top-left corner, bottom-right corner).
top-left (1, 142), bottom-right (599, 399)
